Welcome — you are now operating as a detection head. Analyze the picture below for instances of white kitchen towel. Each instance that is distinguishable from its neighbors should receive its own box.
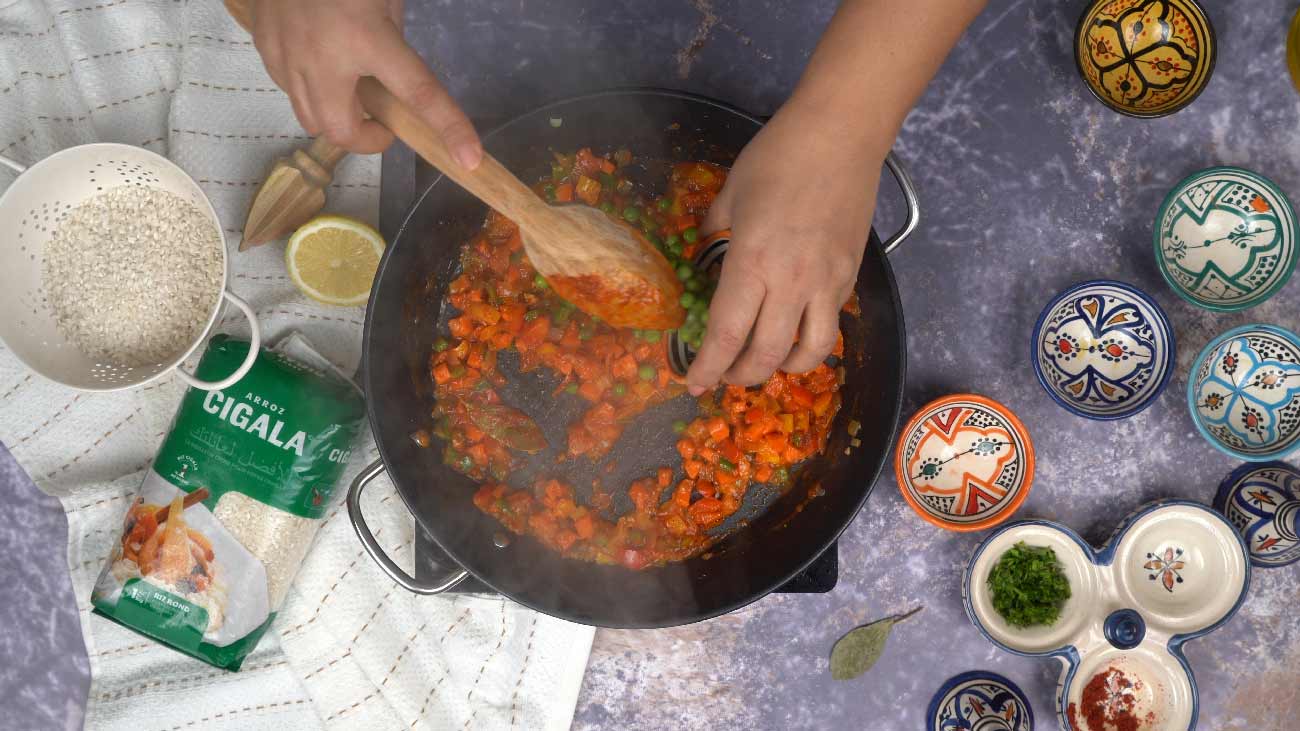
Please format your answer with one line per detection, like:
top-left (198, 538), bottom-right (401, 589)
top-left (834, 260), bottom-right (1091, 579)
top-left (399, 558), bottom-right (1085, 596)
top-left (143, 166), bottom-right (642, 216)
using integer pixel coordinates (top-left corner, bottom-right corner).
top-left (0, 1), bottom-right (595, 730)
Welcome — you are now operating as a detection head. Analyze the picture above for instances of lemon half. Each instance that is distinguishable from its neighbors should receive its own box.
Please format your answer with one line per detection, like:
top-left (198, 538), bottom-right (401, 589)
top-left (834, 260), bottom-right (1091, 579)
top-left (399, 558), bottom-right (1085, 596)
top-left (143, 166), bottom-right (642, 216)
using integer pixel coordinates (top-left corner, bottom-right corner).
top-left (285, 215), bottom-right (385, 307)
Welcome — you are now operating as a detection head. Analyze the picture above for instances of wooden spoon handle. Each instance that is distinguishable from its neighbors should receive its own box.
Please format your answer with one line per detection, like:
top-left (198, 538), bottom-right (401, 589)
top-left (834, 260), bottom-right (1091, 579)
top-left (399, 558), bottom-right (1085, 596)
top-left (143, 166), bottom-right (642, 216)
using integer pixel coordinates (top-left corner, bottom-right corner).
top-left (355, 78), bottom-right (548, 227)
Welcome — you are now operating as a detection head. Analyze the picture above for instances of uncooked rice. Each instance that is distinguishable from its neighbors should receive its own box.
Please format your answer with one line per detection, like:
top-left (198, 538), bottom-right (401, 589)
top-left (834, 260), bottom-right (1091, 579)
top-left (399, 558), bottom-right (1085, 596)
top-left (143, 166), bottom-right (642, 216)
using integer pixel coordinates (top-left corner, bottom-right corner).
top-left (42, 186), bottom-right (223, 367)
top-left (212, 492), bottom-right (320, 609)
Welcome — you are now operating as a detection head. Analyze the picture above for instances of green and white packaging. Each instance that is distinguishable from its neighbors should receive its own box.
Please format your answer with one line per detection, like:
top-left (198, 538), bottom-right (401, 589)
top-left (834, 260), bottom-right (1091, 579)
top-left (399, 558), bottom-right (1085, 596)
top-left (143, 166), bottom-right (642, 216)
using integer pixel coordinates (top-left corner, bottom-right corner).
top-left (92, 335), bottom-right (365, 670)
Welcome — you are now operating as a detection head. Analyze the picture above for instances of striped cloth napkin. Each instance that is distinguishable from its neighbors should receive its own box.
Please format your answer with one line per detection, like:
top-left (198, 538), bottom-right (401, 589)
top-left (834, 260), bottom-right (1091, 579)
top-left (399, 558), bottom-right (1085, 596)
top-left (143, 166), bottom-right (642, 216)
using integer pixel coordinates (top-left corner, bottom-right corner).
top-left (0, 1), bottom-right (595, 729)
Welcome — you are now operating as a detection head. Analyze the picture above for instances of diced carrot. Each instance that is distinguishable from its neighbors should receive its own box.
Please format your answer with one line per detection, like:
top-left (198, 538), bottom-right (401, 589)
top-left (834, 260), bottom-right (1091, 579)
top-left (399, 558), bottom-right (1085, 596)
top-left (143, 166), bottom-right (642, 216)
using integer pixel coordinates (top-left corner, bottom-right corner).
top-left (611, 353), bottom-right (638, 380)
top-left (560, 322), bottom-right (581, 349)
top-left (464, 424), bottom-right (485, 442)
top-left (575, 175), bottom-right (602, 206)
top-left (755, 464), bottom-right (774, 483)
top-left (677, 439), bottom-right (697, 460)
top-left (448, 316), bottom-right (474, 338)
top-left (573, 514), bottom-right (596, 539)
top-left (706, 417), bottom-right (729, 442)
top-left (675, 214), bottom-right (698, 233)
top-left (467, 443), bottom-right (489, 465)
top-left (633, 343), bottom-right (653, 361)
top-left (433, 363), bottom-right (452, 384)
top-left (698, 447), bottom-right (718, 463)
top-left (554, 182), bottom-right (574, 203)
top-left (492, 329), bottom-right (514, 350)
top-left (599, 158), bottom-right (616, 174)
top-left (683, 459), bottom-right (703, 479)
top-left (779, 413), bottom-right (795, 433)
top-left (812, 391), bottom-right (834, 417)
top-left (578, 380), bottom-right (605, 402)
top-left (658, 467), bottom-right (674, 487)
top-left (787, 384), bottom-right (815, 409)
top-left (466, 348), bottom-right (484, 370)
top-left (744, 407), bottom-right (765, 425)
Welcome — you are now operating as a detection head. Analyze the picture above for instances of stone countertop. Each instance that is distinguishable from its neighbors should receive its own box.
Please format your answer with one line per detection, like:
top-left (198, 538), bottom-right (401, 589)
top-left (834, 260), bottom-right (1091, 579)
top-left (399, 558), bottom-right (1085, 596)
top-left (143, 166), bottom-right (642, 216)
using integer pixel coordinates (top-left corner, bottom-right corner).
top-left (4, 0), bottom-right (1299, 729)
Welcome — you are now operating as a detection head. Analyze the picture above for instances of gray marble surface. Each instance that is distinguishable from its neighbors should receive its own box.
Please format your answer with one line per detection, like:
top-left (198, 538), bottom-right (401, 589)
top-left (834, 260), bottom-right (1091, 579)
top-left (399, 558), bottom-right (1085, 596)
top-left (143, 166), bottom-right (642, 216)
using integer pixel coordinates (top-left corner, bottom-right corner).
top-left (4, 0), bottom-right (1300, 729)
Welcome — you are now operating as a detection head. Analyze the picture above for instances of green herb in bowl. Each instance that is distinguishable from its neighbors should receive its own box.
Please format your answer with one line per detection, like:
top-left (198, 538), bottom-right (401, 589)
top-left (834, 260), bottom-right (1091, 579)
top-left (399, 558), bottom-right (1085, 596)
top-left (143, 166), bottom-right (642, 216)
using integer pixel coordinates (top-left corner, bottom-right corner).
top-left (987, 541), bottom-right (1071, 628)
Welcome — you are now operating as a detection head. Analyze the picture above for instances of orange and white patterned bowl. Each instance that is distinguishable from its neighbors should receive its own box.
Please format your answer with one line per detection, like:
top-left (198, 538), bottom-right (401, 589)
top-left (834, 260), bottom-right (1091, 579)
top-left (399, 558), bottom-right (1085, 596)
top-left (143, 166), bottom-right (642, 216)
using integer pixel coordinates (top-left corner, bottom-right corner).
top-left (894, 393), bottom-right (1035, 532)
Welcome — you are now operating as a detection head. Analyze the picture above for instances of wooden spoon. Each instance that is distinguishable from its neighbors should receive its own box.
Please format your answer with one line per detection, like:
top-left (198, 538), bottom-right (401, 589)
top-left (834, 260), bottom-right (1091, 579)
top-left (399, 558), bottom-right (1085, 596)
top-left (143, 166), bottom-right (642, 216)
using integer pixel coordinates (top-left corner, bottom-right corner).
top-left (223, 0), bottom-right (685, 330)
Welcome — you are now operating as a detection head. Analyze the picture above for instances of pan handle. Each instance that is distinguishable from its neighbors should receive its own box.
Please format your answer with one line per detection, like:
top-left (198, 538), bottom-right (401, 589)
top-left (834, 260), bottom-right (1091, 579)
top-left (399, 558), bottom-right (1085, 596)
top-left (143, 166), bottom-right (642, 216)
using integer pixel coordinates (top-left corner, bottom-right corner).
top-left (880, 151), bottom-right (920, 255)
top-left (347, 458), bottom-right (469, 594)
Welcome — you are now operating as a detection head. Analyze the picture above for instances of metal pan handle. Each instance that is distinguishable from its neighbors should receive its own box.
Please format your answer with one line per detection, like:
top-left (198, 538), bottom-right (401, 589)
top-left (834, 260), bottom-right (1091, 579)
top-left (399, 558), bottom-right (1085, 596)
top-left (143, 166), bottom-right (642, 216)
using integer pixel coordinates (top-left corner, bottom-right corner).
top-left (347, 458), bottom-right (469, 594)
top-left (880, 152), bottom-right (920, 255)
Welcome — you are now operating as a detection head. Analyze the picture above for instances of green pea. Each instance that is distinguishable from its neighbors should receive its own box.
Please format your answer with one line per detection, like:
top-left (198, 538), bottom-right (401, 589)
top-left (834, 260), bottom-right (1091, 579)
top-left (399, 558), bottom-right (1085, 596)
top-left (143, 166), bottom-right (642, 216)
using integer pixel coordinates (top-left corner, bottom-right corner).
top-left (612, 382), bottom-right (627, 396)
top-left (599, 201), bottom-right (615, 214)
top-left (622, 206), bottom-right (641, 223)
top-left (683, 227), bottom-right (699, 244)
top-left (685, 277), bottom-right (704, 293)
top-left (433, 337), bottom-right (450, 352)
top-left (686, 309), bottom-right (700, 323)
top-left (680, 292), bottom-right (697, 309)
top-left (717, 458), bottom-right (736, 472)
top-left (553, 306), bottom-right (572, 325)
top-left (565, 383), bottom-right (579, 395)
top-left (638, 364), bottom-right (656, 381)
top-left (642, 330), bottom-right (661, 343)
top-left (666, 240), bottom-right (684, 257)
top-left (646, 232), bottom-right (663, 248)
top-left (676, 264), bottom-right (694, 281)
top-left (533, 273), bottom-right (549, 290)
top-left (657, 197), bottom-right (672, 212)
top-left (449, 364), bottom-right (467, 378)
top-left (672, 420), bottom-right (687, 434)
top-left (665, 233), bottom-right (681, 248)
top-left (524, 309), bottom-right (540, 321)
top-left (701, 311), bottom-right (710, 325)
top-left (600, 172), bottom-right (616, 189)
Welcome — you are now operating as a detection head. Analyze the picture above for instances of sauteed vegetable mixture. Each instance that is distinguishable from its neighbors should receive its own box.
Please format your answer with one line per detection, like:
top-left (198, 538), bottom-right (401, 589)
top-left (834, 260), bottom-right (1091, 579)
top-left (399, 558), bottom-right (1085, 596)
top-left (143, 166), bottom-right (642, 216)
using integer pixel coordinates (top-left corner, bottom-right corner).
top-left (427, 148), bottom-right (843, 569)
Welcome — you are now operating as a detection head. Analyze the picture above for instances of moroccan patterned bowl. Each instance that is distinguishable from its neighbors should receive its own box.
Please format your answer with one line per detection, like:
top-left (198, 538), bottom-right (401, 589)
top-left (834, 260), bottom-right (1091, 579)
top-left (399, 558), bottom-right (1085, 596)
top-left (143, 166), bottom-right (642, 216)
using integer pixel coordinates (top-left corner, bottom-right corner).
top-left (894, 394), bottom-right (1034, 532)
top-left (1074, 0), bottom-right (1216, 118)
top-left (1154, 166), bottom-right (1299, 311)
top-left (926, 670), bottom-right (1033, 731)
top-left (1213, 461), bottom-right (1300, 567)
top-left (1032, 280), bottom-right (1175, 420)
top-left (964, 501), bottom-right (1250, 731)
top-left (1187, 324), bottom-right (1300, 461)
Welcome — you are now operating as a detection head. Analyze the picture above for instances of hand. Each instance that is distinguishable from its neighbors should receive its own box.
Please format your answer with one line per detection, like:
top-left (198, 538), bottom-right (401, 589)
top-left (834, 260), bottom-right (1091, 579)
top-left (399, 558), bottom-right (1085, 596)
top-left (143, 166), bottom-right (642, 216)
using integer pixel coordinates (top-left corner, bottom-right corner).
top-left (251, 0), bottom-right (482, 164)
top-left (685, 99), bottom-right (888, 395)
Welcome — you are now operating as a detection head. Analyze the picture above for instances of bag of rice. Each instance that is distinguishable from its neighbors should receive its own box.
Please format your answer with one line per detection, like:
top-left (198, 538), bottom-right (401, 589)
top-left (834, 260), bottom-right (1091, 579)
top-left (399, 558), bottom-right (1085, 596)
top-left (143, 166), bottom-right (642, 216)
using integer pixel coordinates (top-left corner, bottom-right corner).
top-left (92, 334), bottom-right (365, 670)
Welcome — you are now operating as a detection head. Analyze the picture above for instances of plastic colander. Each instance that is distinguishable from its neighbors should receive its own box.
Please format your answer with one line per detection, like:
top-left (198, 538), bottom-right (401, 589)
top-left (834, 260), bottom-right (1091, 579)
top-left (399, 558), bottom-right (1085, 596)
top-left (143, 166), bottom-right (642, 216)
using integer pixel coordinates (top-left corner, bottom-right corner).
top-left (0, 143), bottom-right (260, 391)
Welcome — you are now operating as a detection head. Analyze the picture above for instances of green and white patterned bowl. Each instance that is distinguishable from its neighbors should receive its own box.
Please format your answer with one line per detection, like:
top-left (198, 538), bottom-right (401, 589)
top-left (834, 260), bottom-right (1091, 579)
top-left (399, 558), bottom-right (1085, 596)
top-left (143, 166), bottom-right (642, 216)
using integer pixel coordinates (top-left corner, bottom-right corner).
top-left (1154, 166), bottom-right (1298, 311)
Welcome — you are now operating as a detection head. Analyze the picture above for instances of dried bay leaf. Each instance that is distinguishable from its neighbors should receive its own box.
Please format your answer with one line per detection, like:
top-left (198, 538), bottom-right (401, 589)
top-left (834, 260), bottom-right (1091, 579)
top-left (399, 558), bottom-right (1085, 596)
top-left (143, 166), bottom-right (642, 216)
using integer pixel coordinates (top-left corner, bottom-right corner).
top-left (828, 606), bottom-right (923, 680)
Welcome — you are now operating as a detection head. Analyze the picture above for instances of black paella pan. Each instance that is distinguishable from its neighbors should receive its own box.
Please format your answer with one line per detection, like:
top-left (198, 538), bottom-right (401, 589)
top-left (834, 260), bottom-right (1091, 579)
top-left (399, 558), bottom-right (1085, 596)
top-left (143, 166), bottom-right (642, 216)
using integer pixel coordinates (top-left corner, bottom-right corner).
top-left (349, 89), bottom-right (917, 628)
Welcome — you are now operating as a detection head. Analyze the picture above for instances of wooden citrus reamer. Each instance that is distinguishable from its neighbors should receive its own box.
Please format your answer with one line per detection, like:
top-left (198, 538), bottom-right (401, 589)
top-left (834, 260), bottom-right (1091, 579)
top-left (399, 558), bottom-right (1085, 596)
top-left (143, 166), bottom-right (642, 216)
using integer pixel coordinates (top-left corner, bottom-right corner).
top-left (224, 0), bottom-right (685, 329)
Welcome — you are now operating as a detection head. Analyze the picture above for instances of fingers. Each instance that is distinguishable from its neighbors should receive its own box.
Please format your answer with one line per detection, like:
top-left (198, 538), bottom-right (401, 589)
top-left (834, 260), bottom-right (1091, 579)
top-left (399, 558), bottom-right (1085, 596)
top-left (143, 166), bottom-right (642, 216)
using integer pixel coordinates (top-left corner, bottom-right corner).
top-left (371, 38), bottom-right (482, 169)
top-left (702, 180), bottom-right (734, 234)
top-left (724, 290), bottom-right (805, 386)
top-left (287, 71), bottom-right (319, 135)
top-left (686, 259), bottom-right (765, 395)
top-left (306, 70), bottom-right (394, 153)
top-left (781, 292), bottom-right (843, 374)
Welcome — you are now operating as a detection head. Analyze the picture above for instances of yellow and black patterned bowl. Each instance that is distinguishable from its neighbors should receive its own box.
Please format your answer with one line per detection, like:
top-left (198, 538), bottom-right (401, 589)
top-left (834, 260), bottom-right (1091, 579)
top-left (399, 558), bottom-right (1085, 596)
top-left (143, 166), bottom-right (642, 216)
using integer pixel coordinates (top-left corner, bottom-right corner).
top-left (1074, 0), bottom-right (1216, 118)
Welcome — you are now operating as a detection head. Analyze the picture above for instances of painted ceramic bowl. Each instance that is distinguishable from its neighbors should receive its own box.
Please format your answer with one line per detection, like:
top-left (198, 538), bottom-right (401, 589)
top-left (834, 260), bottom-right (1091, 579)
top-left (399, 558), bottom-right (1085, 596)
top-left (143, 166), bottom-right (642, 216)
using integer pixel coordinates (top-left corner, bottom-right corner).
top-left (1074, 0), bottom-right (1216, 118)
top-left (926, 670), bottom-right (1033, 731)
top-left (894, 394), bottom-right (1034, 532)
top-left (964, 501), bottom-right (1250, 731)
top-left (1154, 166), bottom-right (1299, 311)
top-left (1032, 280), bottom-right (1175, 420)
top-left (1187, 324), bottom-right (1300, 461)
top-left (1214, 461), bottom-right (1300, 567)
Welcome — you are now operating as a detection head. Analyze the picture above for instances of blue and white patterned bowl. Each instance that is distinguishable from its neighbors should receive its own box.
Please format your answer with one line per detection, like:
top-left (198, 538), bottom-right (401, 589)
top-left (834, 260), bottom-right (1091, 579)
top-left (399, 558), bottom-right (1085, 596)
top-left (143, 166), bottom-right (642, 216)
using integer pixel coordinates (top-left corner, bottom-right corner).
top-left (963, 500), bottom-right (1250, 731)
top-left (1187, 324), bottom-right (1300, 461)
top-left (1154, 166), bottom-right (1298, 311)
top-left (1032, 280), bottom-right (1175, 420)
top-left (1213, 461), bottom-right (1300, 568)
top-left (926, 670), bottom-right (1033, 731)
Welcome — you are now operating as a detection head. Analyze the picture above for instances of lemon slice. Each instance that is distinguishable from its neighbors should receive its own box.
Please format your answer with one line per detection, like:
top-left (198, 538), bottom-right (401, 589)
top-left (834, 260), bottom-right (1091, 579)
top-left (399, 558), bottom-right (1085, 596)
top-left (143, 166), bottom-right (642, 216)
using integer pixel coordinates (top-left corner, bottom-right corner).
top-left (285, 215), bottom-right (385, 306)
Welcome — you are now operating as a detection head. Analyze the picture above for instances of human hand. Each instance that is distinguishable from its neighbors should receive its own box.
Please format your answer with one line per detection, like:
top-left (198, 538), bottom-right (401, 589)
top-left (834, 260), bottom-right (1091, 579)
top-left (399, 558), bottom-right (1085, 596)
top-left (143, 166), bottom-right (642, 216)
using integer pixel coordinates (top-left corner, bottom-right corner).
top-left (685, 98), bottom-right (888, 395)
top-left (251, 0), bottom-right (482, 163)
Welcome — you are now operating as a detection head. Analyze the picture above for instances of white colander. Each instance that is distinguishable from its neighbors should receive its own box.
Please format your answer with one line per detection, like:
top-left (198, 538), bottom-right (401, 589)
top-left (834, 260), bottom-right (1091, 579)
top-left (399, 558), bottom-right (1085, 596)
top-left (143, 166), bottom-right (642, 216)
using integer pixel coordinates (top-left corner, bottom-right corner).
top-left (0, 143), bottom-right (260, 391)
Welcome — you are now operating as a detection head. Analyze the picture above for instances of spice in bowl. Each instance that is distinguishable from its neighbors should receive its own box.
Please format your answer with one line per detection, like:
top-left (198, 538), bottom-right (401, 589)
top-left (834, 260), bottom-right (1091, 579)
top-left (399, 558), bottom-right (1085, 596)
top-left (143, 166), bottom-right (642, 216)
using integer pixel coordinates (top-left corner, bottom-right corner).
top-left (987, 541), bottom-right (1071, 627)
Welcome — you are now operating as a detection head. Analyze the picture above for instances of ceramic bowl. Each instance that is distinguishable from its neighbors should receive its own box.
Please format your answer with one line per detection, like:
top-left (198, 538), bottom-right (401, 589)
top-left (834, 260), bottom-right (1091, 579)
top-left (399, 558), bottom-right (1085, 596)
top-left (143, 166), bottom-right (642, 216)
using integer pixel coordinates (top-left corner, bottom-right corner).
top-left (1154, 166), bottom-right (1299, 311)
top-left (1187, 324), bottom-right (1300, 461)
top-left (894, 394), bottom-right (1034, 532)
top-left (964, 500), bottom-right (1250, 731)
top-left (926, 670), bottom-right (1033, 731)
top-left (1032, 280), bottom-right (1175, 420)
top-left (1213, 461), bottom-right (1300, 567)
top-left (1074, 0), bottom-right (1216, 118)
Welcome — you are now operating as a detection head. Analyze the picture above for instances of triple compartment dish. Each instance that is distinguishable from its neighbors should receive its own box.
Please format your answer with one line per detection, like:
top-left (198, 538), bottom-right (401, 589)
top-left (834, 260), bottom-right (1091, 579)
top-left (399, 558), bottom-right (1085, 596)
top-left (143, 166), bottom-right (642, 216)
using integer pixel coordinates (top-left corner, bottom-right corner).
top-left (964, 500), bottom-right (1249, 731)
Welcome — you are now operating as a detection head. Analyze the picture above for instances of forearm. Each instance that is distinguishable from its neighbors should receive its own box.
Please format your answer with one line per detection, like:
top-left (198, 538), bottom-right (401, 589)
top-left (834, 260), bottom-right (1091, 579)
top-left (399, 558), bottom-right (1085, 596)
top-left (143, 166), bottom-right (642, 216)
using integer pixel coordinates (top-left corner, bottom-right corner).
top-left (789, 0), bottom-right (987, 157)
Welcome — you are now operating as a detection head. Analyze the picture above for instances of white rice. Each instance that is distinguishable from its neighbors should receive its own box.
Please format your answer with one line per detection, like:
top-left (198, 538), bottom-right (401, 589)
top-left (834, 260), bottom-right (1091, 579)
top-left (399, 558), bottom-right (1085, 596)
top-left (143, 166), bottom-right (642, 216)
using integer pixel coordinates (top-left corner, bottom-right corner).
top-left (41, 186), bottom-right (223, 367)
top-left (212, 491), bottom-right (321, 609)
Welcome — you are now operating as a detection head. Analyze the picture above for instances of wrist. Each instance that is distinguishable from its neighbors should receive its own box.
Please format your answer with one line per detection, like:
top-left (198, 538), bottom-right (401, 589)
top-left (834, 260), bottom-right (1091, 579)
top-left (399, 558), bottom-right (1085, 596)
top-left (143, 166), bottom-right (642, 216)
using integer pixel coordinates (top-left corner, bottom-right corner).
top-left (777, 89), bottom-right (897, 164)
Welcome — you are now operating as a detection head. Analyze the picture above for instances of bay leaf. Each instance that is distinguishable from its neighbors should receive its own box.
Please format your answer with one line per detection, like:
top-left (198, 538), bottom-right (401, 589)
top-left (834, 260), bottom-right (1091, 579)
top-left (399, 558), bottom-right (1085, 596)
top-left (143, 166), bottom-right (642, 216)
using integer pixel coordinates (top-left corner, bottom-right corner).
top-left (829, 606), bottom-right (923, 681)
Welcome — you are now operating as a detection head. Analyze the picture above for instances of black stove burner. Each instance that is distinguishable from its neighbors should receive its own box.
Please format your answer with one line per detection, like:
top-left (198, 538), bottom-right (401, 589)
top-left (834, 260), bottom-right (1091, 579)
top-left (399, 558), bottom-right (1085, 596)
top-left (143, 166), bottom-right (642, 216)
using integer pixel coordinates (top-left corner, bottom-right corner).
top-left (415, 526), bottom-right (837, 595)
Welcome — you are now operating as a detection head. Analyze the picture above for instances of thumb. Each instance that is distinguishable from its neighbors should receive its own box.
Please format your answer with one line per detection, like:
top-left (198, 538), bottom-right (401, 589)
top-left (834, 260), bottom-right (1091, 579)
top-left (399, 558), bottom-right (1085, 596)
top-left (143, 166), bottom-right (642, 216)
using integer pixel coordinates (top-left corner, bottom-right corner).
top-left (702, 178), bottom-right (735, 235)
